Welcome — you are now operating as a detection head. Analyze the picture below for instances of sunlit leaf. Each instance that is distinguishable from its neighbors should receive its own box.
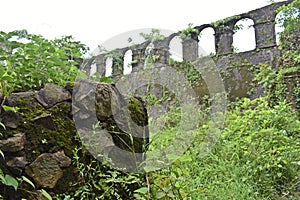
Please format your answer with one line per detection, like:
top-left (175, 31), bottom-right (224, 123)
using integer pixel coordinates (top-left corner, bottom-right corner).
top-left (179, 154), bottom-right (192, 162)
top-left (134, 187), bottom-right (148, 194)
top-left (0, 150), bottom-right (4, 158)
top-left (5, 174), bottom-right (18, 191)
top-left (21, 176), bottom-right (35, 189)
top-left (40, 189), bottom-right (52, 200)
top-left (2, 105), bottom-right (19, 112)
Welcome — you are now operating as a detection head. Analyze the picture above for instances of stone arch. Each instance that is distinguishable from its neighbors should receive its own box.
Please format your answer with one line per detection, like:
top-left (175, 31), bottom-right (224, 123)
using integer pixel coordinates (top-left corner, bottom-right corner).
top-left (123, 49), bottom-right (133, 75)
top-left (196, 24), bottom-right (216, 56)
top-left (168, 33), bottom-right (183, 61)
top-left (275, 10), bottom-right (285, 46)
top-left (105, 56), bottom-right (113, 77)
top-left (232, 17), bottom-right (256, 52)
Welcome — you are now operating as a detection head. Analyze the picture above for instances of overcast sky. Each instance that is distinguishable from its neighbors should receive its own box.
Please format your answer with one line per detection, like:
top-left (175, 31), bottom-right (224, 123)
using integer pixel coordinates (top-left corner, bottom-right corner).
top-left (1, 0), bottom-right (284, 52)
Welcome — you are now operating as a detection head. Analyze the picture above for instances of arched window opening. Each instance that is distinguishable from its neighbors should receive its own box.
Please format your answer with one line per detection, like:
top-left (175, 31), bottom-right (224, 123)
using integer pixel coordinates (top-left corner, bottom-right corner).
top-left (169, 36), bottom-right (183, 62)
top-left (198, 27), bottom-right (216, 57)
top-left (275, 11), bottom-right (285, 46)
top-left (144, 43), bottom-right (157, 67)
top-left (123, 50), bottom-right (133, 75)
top-left (105, 57), bottom-right (113, 77)
top-left (233, 18), bottom-right (256, 52)
top-left (89, 63), bottom-right (97, 76)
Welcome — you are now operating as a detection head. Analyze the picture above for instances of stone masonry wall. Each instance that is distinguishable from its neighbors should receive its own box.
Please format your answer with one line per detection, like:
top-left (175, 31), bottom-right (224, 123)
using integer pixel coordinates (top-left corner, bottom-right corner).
top-left (0, 81), bottom-right (148, 199)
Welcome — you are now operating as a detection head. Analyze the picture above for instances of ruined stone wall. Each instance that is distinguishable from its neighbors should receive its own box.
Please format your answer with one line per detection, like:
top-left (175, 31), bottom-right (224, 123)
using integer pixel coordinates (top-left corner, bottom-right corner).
top-left (87, 0), bottom-right (292, 100)
top-left (0, 82), bottom-right (148, 199)
top-left (0, 84), bottom-right (78, 198)
top-left (0, 1), bottom-right (298, 198)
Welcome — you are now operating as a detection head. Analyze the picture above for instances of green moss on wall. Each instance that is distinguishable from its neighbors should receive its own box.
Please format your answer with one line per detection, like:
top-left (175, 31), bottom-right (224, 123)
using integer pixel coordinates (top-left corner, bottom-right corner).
top-left (16, 98), bottom-right (79, 162)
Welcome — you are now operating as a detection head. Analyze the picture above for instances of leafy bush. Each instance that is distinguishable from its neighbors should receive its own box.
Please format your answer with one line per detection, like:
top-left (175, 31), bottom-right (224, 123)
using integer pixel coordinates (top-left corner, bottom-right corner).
top-left (184, 98), bottom-right (300, 199)
top-left (0, 30), bottom-right (88, 96)
top-left (276, 0), bottom-right (300, 39)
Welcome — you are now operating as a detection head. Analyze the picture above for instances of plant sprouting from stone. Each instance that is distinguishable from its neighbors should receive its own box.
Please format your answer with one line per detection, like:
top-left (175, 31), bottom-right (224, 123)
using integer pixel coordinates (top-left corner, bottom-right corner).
top-left (139, 29), bottom-right (165, 43)
top-left (179, 23), bottom-right (199, 40)
top-left (138, 29), bottom-right (165, 66)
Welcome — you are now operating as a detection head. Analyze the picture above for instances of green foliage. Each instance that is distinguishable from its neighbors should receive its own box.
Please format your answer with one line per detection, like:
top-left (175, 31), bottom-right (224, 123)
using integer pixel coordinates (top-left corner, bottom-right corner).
top-left (40, 189), bottom-right (52, 200)
top-left (276, 0), bottom-right (300, 74)
top-left (131, 96), bottom-right (300, 199)
top-left (1, 4), bottom-right (300, 198)
top-left (0, 146), bottom-right (36, 196)
top-left (139, 29), bottom-right (165, 43)
top-left (128, 29), bottom-right (165, 67)
top-left (276, 0), bottom-right (300, 37)
top-left (229, 98), bottom-right (299, 196)
top-left (101, 48), bottom-right (124, 71)
top-left (55, 147), bottom-right (143, 200)
top-left (52, 35), bottom-right (89, 58)
top-left (169, 59), bottom-right (201, 87)
top-left (19, 176), bottom-right (35, 189)
top-left (233, 18), bottom-right (254, 34)
top-left (183, 98), bottom-right (300, 199)
top-left (251, 44), bottom-right (300, 107)
top-left (253, 63), bottom-right (277, 91)
top-left (0, 163), bottom-right (39, 197)
top-left (0, 169), bottom-right (18, 191)
top-left (99, 76), bottom-right (115, 83)
top-left (134, 158), bottom-right (195, 200)
top-left (0, 30), bottom-right (87, 96)
top-left (179, 23), bottom-right (199, 41)
top-left (145, 47), bottom-right (160, 66)
top-left (211, 15), bottom-right (241, 31)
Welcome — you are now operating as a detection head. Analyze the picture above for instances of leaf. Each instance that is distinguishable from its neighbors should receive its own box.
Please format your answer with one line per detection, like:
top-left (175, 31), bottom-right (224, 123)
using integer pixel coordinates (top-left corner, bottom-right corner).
top-left (155, 191), bottom-right (166, 199)
top-left (179, 154), bottom-right (193, 162)
top-left (166, 154), bottom-right (179, 161)
top-left (2, 105), bottom-right (19, 112)
top-left (0, 170), bottom-right (6, 184)
top-left (1, 75), bottom-right (13, 82)
top-left (293, 161), bottom-right (300, 166)
top-left (21, 176), bottom-right (35, 188)
top-left (0, 150), bottom-right (4, 159)
top-left (175, 182), bottom-right (181, 188)
top-left (134, 187), bottom-right (148, 194)
top-left (0, 122), bottom-right (5, 130)
top-left (167, 191), bottom-right (176, 198)
top-left (40, 189), bottom-right (52, 200)
top-left (143, 166), bottom-right (160, 173)
top-left (5, 174), bottom-right (18, 191)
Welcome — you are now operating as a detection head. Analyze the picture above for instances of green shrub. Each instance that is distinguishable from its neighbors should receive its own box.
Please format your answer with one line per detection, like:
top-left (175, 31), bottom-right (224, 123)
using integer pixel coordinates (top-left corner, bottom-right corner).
top-left (185, 97), bottom-right (300, 199)
top-left (0, 30), bottom-right (88, 96)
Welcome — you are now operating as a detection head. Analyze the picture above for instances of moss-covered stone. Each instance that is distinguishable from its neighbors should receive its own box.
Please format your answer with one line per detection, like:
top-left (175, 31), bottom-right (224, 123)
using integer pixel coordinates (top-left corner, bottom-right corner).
top-left (0, 93), bottom-right (81, 195)
top-left (128, 97), bottom-right (148, 127)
